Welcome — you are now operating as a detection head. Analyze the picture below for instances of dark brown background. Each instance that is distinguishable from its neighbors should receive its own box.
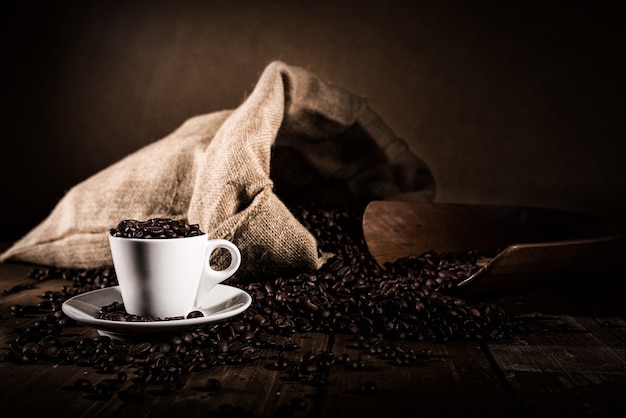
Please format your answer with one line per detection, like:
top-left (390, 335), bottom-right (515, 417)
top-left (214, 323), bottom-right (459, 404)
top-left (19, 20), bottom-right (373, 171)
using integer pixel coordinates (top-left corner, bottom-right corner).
top-left (2, 0), bottom-right (625, 241)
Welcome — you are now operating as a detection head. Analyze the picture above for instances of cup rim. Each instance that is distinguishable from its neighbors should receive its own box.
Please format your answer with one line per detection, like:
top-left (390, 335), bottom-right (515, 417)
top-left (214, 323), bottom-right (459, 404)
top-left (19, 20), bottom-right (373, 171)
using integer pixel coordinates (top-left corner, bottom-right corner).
top-left (108, 232), bottom-right (208, 242)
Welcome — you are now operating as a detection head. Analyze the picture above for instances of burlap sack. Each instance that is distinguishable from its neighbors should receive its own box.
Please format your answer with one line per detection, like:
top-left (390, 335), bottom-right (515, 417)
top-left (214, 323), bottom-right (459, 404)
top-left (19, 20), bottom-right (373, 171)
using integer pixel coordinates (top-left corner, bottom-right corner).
top-left (0, 61), bottom-right (435, 279)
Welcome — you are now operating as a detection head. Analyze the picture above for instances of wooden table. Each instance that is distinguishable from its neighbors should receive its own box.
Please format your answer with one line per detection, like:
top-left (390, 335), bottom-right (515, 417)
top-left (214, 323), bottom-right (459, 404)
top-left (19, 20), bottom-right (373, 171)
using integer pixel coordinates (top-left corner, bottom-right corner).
top-left (1, 253), bottom-right (625, 418)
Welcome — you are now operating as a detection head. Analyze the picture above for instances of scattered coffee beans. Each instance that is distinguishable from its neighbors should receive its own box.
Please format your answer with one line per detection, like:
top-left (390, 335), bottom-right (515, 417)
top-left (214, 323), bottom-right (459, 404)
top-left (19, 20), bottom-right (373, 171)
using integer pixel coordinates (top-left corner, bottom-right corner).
top-left (2, 283), bottom-right (35, 296)
top-left (3, 204), bottom-right (535, 414)
top-left (96, 303), bottom-right (205, 321)
top-left (110, 218), bottom-right (204, 239)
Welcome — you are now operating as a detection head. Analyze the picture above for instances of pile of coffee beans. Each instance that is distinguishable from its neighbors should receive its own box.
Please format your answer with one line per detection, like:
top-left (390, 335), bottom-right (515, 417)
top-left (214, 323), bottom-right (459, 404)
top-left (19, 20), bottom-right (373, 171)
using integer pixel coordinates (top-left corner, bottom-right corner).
top-left (110, 218), bottom-right (204, 239)
top-left (235, 205), bottom-right (517, 343)
top-left (2, 204), bottom-right (530, 413)
top-left (96, 302), bottom-right (205, 321)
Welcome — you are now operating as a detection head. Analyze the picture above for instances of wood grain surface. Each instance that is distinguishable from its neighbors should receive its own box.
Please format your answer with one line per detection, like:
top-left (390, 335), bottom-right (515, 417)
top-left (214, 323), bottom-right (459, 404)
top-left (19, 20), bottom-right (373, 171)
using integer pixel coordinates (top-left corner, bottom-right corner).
top-left (1, 258), bottom-right (625, 417)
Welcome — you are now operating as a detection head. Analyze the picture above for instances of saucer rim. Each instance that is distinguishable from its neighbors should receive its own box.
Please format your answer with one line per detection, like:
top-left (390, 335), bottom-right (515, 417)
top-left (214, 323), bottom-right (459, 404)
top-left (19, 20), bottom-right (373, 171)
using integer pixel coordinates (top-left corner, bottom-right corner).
top-left (61, 284), bottom-right (252, 334)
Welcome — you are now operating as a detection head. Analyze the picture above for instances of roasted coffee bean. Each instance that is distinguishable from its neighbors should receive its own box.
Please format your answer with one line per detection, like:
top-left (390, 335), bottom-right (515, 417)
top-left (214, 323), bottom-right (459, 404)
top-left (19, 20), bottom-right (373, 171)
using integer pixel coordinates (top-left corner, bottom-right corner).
top-left (273, 356), bottom-right (290, 370)
top-left (91, 380), bottom-right (119, 399)
top-left (102, 362), bottom-right (121, 373)
top-left (110, 352), bottom-right (134, 365)
top-left (348, 359), bottom-right (368, 370)
top-left (129, 342), bottom-right (152, 358)
top-left (150, 342), bottom-right (171, 353)
top-left (283, 342), bottom-right (300, 351)
top-left (9, 304), bottom-right (24, 317)
top-left (360, 381), bottom-right (377, 394)
top-left (334, 352), bottom-right (350, 364)
top-left (205, 378), bottom-right (222, 392)
top-left (299, 360), bottom-right (319, 375)
top-left (21, 342), bottom-right (40, 357)
top-left (72, 378), bottom-right (93, 391)
top-left (116, 371), bottom-right (128, 383)
top-left (216, 341), bottom-right (230, 354)
top-left (39, 343), bottom-right (59, 359)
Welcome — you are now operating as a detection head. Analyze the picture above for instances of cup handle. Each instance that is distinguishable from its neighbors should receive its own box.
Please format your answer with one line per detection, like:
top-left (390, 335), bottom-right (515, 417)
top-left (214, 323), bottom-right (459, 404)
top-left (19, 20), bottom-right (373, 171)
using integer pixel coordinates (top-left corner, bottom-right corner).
top-left (194, 239), bottom-right (242, 308)
top-left (204, 239), bottom-right (242, 282)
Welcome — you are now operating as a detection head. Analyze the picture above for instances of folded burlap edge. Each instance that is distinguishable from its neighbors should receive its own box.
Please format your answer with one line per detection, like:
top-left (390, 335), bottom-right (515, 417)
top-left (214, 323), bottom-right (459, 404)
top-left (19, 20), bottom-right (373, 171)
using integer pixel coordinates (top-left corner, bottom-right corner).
top-left (202, 184), bottom-right (326, 280)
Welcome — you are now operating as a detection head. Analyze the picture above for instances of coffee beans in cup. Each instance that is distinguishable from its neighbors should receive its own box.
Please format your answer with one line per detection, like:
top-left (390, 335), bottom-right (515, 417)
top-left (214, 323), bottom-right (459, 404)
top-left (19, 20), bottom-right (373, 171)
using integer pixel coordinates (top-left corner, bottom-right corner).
top-left (110, 218), bottom-right (204, 239)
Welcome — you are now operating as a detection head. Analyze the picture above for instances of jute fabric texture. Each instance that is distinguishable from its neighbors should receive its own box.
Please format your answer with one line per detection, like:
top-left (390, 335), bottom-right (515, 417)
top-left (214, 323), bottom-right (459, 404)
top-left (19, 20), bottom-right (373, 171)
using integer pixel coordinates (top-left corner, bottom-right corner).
top-left (1, 61), bottom-right (435, 279)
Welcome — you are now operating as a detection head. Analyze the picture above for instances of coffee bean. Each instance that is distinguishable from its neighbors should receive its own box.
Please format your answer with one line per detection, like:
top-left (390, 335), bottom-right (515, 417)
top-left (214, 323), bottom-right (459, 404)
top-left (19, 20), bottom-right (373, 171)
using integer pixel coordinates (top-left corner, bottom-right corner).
top-left (39, 343), bottom-right (59, 359)
top-left (273, 356), bottom-right (290, 370)
top-left (129, 342), bottom-right (152, 358)
top-left (360, 381), bottom-right (377, 394)
top-left (150, 342), bottom-right (171, 354)
top-left (205, 378), bottom-right (222, 392)
top-left (102, 362), bottom-right (121, 373)
top-left (110, 352), bottom-right (134, 365)
top-left (216, 341), bottom-right (229, 354)
top-left (73, 378), bottom-right (92, 391)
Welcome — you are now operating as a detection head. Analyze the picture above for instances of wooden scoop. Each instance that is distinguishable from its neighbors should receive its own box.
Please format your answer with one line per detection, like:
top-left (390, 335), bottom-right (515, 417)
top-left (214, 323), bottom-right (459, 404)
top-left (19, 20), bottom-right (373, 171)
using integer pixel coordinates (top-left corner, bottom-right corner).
top-left (362, 201), bottom-right (626, 295)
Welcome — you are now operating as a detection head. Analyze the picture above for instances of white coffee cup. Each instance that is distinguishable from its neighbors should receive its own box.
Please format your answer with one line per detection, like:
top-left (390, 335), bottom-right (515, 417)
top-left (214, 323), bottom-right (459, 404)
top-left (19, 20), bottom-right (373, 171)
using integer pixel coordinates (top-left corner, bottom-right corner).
top-left (108, 234), bottom-right (241, 318)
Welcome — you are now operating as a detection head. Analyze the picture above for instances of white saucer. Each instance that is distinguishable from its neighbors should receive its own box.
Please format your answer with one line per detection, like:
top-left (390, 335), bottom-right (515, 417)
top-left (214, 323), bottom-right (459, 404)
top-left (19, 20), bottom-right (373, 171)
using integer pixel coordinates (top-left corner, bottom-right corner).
top-left (62, 285), bottom-right (252, 341)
